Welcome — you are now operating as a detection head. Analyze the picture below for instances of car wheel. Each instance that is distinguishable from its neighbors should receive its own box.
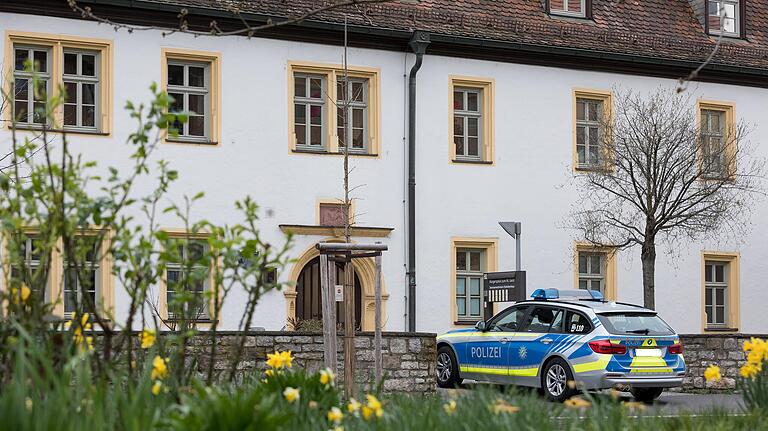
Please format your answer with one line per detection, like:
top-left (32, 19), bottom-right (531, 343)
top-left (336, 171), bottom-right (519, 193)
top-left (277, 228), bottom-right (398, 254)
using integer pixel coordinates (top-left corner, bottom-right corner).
top-left (436, 346), bottom-right (462, 388)
top-left (630, 387), bottom-right (664, 403)
top-left (541, 358), bottom-right (575, 402)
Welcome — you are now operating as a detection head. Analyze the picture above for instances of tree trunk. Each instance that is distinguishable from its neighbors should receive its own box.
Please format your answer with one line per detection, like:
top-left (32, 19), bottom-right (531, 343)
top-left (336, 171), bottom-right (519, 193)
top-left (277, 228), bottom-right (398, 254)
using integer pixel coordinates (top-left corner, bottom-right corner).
top-left (641, 241), bottom-right (656, 310)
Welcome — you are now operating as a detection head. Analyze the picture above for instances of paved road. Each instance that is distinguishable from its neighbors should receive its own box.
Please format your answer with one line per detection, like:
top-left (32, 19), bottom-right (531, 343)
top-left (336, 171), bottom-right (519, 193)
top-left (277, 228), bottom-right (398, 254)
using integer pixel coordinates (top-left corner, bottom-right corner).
top-left (610, 391), bottom-right (743, 414)
top-left (440, 383), bottom-right (744, 414)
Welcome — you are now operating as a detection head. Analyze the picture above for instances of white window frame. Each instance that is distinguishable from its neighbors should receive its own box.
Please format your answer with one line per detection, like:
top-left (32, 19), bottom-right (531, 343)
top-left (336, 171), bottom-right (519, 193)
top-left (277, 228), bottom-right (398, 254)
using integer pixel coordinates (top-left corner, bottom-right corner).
top-left (11, 45), bottom-right (51, 126)
top-left (453, 87), bottom-right (483, 161)
top-left (455, 248), bottom-right (484, 322)
top-left (293, 73), bottom-right (327, 151)
top-left (62, 49), bottom-right (101, 132)
top-left (165, 240), bottom-right (210, 320)
top-left (704, 261), bottom-right (728, 327)
top-left (701, 109), bottom-right (727, 178)
top-left (550, 0), bottom-right (587, 17)
top-left (167, 60), bottom-right (211, 143)
top-left (10, 236), bottom-right (48, 302)
top-left (708, 0), bottom-right (740, 37)
top-left (62, 238), bottom-right (101, 316)
top-left (336, 77), bottom-right (369, 153)
top-left (576, 97), bottom-right (603, 169)
top-left (578, 251), bottom-right (605, 294)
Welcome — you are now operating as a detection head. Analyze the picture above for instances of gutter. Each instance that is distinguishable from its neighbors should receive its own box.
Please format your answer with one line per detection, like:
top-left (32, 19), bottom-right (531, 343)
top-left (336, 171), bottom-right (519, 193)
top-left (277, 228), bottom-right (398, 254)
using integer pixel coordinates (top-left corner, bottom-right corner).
top-left (406, 31), bottom-right (430, 332)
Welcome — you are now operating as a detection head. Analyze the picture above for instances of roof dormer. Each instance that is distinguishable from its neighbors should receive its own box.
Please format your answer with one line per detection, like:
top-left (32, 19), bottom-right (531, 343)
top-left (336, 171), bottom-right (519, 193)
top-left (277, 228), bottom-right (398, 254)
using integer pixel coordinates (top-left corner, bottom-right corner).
top-left (547, 0), bottom-right (592, 19)
top-left (691, 0), bottom-right (746, 38)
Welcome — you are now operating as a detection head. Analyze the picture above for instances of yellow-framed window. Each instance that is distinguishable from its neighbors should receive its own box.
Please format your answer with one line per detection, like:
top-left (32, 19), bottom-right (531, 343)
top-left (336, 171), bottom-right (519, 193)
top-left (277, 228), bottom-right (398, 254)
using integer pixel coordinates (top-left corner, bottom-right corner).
top-left (697, 100), bottom-right (736, 179)
top-left (573, 243), bottom-right (617, 301)
top-left (160, 48), bottom-right (222, 145)
top-left (450, 237), bottom-right (498, 325)
top-left (449, 76), bottom-right (495, 165)
top-left (59, 231), bottom-right (114, 319)
top-left (287, 61), bottom-right (381, 157)
top-left (158, 230), bottom-right (219, 324)
top-left (701, 251), bottom-right (740, 332)
top-left (1, 228), bottom-right (113, 318)
top-left (4, 31), bottom-right (113, 135)
top-left (572, 89), bottom-right (612, 171)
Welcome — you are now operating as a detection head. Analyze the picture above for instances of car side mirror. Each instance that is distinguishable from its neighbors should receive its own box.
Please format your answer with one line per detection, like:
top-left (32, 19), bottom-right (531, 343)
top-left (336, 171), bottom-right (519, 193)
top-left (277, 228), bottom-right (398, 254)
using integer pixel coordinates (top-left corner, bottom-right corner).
top-left (475, 320), bottom-right (488, 332)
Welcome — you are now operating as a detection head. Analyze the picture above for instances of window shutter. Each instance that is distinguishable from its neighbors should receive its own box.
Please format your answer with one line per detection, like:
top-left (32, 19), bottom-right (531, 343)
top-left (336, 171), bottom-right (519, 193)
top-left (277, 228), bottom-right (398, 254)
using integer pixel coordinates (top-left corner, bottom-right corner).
top-left (586, 0), bottom-right (593, 18)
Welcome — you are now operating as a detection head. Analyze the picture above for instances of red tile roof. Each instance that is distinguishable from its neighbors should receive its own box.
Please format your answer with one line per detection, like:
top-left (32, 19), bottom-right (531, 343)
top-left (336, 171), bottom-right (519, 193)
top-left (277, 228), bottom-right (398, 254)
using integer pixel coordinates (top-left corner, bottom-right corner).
top-left (140, 0), bottom-right (768, 70)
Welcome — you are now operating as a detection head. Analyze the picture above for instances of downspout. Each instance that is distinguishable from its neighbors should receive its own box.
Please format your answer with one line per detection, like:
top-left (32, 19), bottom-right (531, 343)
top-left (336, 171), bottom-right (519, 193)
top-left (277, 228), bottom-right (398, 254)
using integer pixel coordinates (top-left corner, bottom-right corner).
top-left (407, 31), bottom-right (430, 332)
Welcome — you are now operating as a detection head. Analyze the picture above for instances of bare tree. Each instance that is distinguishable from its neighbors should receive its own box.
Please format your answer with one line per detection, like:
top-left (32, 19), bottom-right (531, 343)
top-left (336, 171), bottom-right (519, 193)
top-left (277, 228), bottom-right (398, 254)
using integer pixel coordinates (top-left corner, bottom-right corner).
top-left (569, 87), bottom-right (765, 310)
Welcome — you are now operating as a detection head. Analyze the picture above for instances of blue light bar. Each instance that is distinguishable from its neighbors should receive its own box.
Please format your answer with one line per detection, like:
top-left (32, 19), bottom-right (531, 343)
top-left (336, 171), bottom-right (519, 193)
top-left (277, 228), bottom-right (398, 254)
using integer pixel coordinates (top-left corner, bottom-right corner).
top-left (588, 290), bottom-right (604, 300)
top-left (531, 288), bottom-right (560, 300)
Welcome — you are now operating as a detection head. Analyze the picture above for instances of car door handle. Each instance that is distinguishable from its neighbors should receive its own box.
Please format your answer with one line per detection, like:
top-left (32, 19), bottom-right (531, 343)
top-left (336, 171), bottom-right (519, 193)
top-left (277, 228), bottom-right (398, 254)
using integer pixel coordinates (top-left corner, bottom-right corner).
top-left (500, 337), bottom-right (511, 344)
top-left (541, 338), bottom-right (553, 345)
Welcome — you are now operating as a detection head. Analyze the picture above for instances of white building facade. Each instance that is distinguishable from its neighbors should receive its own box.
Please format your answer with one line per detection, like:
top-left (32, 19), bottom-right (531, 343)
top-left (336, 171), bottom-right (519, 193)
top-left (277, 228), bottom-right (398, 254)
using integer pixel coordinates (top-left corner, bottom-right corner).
top-left (1, 0), bottom-right (767, 335)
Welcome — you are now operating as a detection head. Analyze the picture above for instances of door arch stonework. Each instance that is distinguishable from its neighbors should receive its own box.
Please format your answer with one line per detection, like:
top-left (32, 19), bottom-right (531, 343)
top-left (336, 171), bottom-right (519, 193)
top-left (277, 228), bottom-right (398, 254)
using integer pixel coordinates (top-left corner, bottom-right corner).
top-left (285, 240), bottom-right (388, 331)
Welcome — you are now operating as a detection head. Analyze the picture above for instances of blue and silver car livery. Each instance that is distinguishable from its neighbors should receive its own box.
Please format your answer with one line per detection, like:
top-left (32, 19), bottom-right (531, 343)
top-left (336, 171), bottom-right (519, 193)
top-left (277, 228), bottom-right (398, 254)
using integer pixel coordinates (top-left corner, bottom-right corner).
top-left (436, 289), bottom-right (686, 402)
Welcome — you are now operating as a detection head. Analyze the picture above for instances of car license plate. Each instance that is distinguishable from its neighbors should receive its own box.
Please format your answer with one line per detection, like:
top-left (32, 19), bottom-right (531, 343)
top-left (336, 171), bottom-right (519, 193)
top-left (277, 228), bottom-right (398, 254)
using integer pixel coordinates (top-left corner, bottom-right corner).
top-left (635, 348), bottom-right (662, 357)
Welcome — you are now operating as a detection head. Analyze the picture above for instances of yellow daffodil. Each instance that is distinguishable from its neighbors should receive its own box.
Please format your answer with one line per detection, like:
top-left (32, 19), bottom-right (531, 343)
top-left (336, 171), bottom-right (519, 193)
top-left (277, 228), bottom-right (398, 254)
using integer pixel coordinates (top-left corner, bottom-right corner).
top-left (151, 381), bottom-right (162, 396)
top-left (266, 350), bottom-right (294, 370)
top-left (151, 355), bottom-right (168, 380)
top-left (564, 397), bottom-right (592, 409)
top-left (332, 427), bottom-right (344, 431)
top-left (741, 363), bottom-right (760, 379)
top-left (443, 400), bottom-right (457, 415)
top-left (347, 398), bottom-right (361, 414)
top-left (492, 399), bottom-right (520, 414)
top-left (320, 368), bottom-right (335, 386)
top-left (140, 329), bottom-right (156, 349)
top-left (361, 406), bottom-right (374, 420)
top-left (366, 394), bottom-right (382, 411)
top-left (24, 397), bottom-right (32, 412)
top-left (362, 394), bottom-right (383, 419)
top-left (283, 387), bottom-right (300, 403)
top-left (704, 365), bottom-right (721, 382)
top-left (280, 350), bottom-right (293, 368)
top-left (264, 369), bottom-right (274, 377)
top-left (20, 285), bottom-right (31, 303)
top-left (327, 406), bottom-right (344, 423)
top-left (266, 351), bottom-right (282, 369)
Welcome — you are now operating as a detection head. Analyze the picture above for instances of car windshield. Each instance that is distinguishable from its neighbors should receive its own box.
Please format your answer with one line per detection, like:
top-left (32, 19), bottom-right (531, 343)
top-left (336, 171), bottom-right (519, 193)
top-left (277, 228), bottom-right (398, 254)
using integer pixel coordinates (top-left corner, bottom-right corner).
top-left (597, 312), bottom-right (674, 336)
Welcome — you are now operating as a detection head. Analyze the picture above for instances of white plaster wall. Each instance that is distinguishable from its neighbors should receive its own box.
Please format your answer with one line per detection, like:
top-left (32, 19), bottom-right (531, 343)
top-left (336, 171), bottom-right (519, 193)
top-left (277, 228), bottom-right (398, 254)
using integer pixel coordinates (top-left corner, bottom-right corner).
top-left (1, 12), bottom-right (766, 335)
top-left (415, 56), bottom-right (768, 335)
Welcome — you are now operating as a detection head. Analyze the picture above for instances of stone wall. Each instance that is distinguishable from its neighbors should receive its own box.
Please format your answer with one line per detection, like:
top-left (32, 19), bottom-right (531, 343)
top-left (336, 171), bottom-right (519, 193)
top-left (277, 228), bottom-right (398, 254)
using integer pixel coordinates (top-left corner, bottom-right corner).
top-left (186, 331), bottom-right (437, 393)
top-left (680, 333), bottom-right (761, 391)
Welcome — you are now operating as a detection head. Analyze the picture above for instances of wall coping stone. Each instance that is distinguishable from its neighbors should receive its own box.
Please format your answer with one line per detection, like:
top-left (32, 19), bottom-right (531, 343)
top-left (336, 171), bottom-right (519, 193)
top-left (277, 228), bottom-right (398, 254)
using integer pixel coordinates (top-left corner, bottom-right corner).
top-left (680, 334), bottom-right (768, 339)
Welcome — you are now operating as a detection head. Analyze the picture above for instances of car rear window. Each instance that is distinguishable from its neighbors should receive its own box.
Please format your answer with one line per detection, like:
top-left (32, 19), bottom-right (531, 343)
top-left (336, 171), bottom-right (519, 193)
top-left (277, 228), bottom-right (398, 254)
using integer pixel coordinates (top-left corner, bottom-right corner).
top-left (597, 313), bottom-right (674, 336)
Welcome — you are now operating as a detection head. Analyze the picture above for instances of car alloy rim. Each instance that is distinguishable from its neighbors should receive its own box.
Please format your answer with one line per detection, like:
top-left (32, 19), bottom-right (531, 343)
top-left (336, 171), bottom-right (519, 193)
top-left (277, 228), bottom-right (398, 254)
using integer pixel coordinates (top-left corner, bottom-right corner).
top-left (436, 352), bottom-right (452, 383)
top-left (546, 364), bottom-right (567, 397)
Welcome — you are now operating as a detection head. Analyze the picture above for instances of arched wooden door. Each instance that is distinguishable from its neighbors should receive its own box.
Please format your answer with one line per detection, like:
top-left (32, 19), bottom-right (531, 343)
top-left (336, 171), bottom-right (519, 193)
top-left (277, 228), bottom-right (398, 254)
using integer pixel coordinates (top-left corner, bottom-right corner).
top-left (295, 256), bottom-right (362, 330)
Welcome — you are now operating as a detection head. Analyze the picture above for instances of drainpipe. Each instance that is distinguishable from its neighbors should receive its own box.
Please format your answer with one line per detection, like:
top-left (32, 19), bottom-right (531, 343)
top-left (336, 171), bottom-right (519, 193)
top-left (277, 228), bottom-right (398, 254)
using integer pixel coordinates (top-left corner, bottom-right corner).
top-left (407, 31), bottom-right (430, 332)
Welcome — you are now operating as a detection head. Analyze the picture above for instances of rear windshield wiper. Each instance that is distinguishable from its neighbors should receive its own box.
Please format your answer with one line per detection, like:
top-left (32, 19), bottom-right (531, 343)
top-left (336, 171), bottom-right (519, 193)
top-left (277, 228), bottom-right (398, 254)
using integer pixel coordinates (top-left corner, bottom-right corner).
top-left (626, 328), bottom-right (650, 334)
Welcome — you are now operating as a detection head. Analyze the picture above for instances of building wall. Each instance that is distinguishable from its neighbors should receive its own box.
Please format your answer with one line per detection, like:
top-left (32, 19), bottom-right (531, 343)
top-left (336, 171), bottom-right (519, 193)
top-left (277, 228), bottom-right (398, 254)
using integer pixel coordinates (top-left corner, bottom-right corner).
top-left (1, 12), bottom-right (767, 335)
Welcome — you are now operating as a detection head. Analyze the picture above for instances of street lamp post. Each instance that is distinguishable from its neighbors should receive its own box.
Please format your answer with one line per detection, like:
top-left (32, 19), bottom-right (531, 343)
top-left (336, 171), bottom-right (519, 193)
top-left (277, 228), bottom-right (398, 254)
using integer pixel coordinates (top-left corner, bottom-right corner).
top-left (498, 222), bottom-right (521, 271)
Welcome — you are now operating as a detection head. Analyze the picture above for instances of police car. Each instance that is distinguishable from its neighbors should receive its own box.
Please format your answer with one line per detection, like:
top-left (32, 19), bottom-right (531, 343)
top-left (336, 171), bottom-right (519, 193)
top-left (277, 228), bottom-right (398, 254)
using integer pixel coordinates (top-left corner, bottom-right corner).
top-left (436, 288), bottom-right (685, 402)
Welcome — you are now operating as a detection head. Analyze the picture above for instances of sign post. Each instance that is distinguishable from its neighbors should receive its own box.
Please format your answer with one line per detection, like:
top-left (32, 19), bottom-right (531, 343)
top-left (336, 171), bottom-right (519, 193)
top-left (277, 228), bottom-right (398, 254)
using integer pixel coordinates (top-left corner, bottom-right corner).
top-left (483, 270), bottom-right (526, 320)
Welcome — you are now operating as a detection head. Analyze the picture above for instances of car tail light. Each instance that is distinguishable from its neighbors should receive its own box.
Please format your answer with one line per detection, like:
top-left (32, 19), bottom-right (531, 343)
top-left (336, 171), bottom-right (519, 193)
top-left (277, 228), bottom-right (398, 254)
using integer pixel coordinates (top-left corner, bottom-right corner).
top-left (588, 339), bottom-right (627, 355)
top-left (668, 343), bottom-right (683, 355)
